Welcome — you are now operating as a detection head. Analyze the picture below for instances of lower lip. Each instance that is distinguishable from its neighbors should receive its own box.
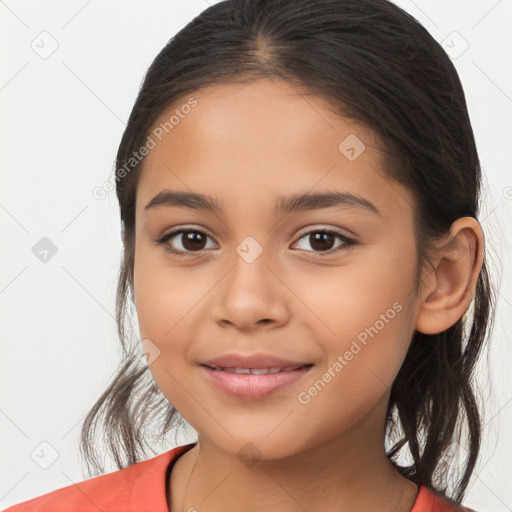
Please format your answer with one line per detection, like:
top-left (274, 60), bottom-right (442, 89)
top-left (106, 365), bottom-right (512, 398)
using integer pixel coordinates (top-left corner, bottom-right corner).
top-left (200, 365), bottom-right (313, 400)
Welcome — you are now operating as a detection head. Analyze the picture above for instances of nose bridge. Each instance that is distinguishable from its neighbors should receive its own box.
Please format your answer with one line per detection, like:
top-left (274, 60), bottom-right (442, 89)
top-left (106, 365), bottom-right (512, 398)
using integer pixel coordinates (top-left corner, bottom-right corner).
top-left (227, 232), bottom-right (273, 293)
top-left (235, 233), bottom-right (267, 266)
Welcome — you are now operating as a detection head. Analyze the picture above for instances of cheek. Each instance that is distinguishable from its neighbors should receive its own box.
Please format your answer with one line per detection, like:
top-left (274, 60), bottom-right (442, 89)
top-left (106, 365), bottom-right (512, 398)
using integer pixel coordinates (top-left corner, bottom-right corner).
top-left (132, 246), bottom-right (216, 397)
top-left (133, 257), bottom-right (205, 408)
top-left (293, 245), bottom-right (418, 403)
top-left (296, 241), bottom-right (417, 339)
top-left (133, 239), bottom-right (204, 340)
top-left (293, 297), bottom-right (416, 446)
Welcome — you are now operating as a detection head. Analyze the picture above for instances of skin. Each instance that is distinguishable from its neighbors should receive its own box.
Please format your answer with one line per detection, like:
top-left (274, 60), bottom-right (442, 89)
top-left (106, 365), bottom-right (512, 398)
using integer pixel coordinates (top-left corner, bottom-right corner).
top-left (132, 78), bottom-right (484, 512)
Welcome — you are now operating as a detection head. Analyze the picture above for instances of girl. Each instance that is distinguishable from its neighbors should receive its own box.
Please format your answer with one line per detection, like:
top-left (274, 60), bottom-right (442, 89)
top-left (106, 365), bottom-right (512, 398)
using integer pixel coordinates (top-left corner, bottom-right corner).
top-left (4, 0), bottom-right (496, 510)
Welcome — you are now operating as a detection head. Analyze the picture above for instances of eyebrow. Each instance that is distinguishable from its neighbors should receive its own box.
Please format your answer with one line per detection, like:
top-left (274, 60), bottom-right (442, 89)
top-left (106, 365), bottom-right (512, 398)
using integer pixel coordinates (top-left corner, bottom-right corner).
top-left (144, 189), bottom-right (381, 216)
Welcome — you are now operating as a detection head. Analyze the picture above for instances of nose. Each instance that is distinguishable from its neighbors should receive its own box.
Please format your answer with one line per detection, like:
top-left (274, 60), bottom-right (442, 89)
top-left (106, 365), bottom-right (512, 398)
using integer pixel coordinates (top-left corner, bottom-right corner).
top-left (210, 247), bottom-right (290, 332)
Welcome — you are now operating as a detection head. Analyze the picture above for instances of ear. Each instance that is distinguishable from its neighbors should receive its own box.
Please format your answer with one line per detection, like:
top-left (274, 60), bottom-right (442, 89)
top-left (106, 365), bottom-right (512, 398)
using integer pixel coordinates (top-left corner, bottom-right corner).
top-left (415, 217), bottom-right (484, 335)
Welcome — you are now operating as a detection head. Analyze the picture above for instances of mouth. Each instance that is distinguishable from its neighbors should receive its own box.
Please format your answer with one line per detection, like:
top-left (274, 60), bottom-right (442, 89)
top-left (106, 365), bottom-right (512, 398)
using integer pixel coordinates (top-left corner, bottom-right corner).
top-left (202, 364), bottom-right (311, 374)
top-left (199, 363), bottom-right (314, 400)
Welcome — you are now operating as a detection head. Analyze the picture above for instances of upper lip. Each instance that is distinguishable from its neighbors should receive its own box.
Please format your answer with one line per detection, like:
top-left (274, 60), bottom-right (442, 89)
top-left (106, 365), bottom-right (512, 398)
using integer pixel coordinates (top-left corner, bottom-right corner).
top-left (200, 352), bottom-right (313, 369)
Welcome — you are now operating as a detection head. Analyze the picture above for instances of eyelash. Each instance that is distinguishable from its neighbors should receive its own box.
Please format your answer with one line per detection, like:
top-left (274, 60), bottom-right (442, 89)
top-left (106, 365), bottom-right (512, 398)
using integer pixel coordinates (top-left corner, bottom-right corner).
top-left (155, 228), bottom-right (357, 257)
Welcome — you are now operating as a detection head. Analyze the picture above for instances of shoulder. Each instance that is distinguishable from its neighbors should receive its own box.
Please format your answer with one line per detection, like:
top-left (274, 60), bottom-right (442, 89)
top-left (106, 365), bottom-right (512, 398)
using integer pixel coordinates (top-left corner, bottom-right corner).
top-left (2, 443), bottom-right (197, 512)
top-left (412, 485), bottom-right (478, 512)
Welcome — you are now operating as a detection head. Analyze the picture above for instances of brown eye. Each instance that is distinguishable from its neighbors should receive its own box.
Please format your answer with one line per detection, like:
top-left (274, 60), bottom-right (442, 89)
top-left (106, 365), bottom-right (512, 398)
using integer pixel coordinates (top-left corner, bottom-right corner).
top-left (179, 231), bottom-right (208, 251)
top-left (309, 232), bottom-right (336, 251)
top-left (156, 229), bottom-right (217, 255)
top-left (293, 230), bottom-right (355, 254)
top-left (156, 228), bottom-right (356, 257)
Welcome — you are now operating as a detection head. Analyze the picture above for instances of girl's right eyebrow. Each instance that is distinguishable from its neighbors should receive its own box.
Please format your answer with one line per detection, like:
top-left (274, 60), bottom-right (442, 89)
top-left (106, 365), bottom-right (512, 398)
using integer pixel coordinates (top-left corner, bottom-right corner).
top-left (144, 189), bottom-right (381, 217)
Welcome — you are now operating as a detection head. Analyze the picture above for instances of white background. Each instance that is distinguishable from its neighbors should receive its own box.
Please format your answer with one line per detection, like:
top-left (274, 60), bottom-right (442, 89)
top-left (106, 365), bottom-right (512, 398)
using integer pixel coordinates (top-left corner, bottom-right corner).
top-left (1, 0), bottom-right (511, 510)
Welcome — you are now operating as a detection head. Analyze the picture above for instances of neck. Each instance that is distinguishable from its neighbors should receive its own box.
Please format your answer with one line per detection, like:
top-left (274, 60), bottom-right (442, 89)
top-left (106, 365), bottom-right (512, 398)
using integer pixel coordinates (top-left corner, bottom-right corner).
top-left (169, 415), bottom-right (419, 512)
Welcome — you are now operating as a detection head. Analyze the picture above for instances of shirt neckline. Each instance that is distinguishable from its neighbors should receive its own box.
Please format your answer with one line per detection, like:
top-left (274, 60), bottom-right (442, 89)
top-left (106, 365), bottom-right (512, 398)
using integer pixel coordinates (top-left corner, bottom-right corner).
top-left (164, 442), bottom-right (198, 511)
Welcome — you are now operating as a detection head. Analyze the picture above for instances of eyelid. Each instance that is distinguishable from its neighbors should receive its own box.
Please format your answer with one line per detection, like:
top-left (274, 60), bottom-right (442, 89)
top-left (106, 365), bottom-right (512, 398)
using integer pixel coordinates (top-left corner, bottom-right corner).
top-left (294, 225), bottom-right (356, 241)
top-left (291, 228), bottom-right (356, 255)
top-left (155, 225), bottom-right (357, 256)
top-left (155, 226), bottom-right (217, 256)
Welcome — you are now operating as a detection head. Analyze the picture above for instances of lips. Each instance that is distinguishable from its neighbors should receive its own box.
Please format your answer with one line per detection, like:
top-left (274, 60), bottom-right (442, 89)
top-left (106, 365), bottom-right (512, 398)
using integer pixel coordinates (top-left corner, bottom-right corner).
top-left (198, 352), bottom-right (314, 400)
top-left (200, 364), bottom-right (313, 400)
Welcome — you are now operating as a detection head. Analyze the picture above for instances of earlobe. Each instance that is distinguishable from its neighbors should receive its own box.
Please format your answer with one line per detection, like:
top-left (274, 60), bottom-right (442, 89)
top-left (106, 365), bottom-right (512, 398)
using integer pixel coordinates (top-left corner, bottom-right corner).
top-left (415, 217), bottom-right (484, 335)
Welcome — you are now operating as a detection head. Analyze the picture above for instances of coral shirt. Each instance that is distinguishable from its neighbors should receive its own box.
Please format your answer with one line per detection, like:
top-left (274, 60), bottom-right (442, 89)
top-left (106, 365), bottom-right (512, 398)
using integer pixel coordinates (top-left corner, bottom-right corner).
top-left (3, 442), bottom-right (475, 511)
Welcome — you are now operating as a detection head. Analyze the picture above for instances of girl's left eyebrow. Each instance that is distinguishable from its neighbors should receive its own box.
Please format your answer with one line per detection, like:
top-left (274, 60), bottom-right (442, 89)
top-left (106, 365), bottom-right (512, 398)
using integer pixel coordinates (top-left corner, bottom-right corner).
top-left (144, 189), bottom-right (381, 217)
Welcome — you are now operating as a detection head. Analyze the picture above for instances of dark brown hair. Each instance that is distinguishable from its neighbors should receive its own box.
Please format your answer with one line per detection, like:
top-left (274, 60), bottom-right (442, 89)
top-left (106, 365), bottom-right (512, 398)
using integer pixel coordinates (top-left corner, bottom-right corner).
top-left (80, 0), bottom-right (495, 504)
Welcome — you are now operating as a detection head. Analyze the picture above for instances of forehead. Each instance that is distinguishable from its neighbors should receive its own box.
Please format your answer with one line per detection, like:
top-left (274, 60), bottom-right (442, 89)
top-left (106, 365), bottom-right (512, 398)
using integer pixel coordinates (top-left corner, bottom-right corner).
top-left (136, 78), bottom-right (413, 220)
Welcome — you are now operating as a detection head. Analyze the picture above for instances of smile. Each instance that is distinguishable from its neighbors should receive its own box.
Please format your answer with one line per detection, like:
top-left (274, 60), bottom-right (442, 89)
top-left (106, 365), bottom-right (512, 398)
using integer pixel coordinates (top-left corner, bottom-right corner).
top-left (200, 364), bottom-right (313, 399)
top-left (205, 365), bottom-right (307, 374)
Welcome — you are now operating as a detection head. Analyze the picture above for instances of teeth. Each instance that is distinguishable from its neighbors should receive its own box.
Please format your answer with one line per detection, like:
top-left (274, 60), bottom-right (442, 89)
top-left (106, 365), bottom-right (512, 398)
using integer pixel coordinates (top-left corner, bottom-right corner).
top-left (232, 368), bottom-right (252, 374)
top-left (213, 365), bottom-right (305, 375)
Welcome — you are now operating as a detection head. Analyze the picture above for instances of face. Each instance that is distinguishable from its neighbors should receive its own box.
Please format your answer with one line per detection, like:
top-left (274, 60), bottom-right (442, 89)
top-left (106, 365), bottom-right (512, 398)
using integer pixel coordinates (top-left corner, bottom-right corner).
top-left (133, 78), bottom-right (423, 459)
